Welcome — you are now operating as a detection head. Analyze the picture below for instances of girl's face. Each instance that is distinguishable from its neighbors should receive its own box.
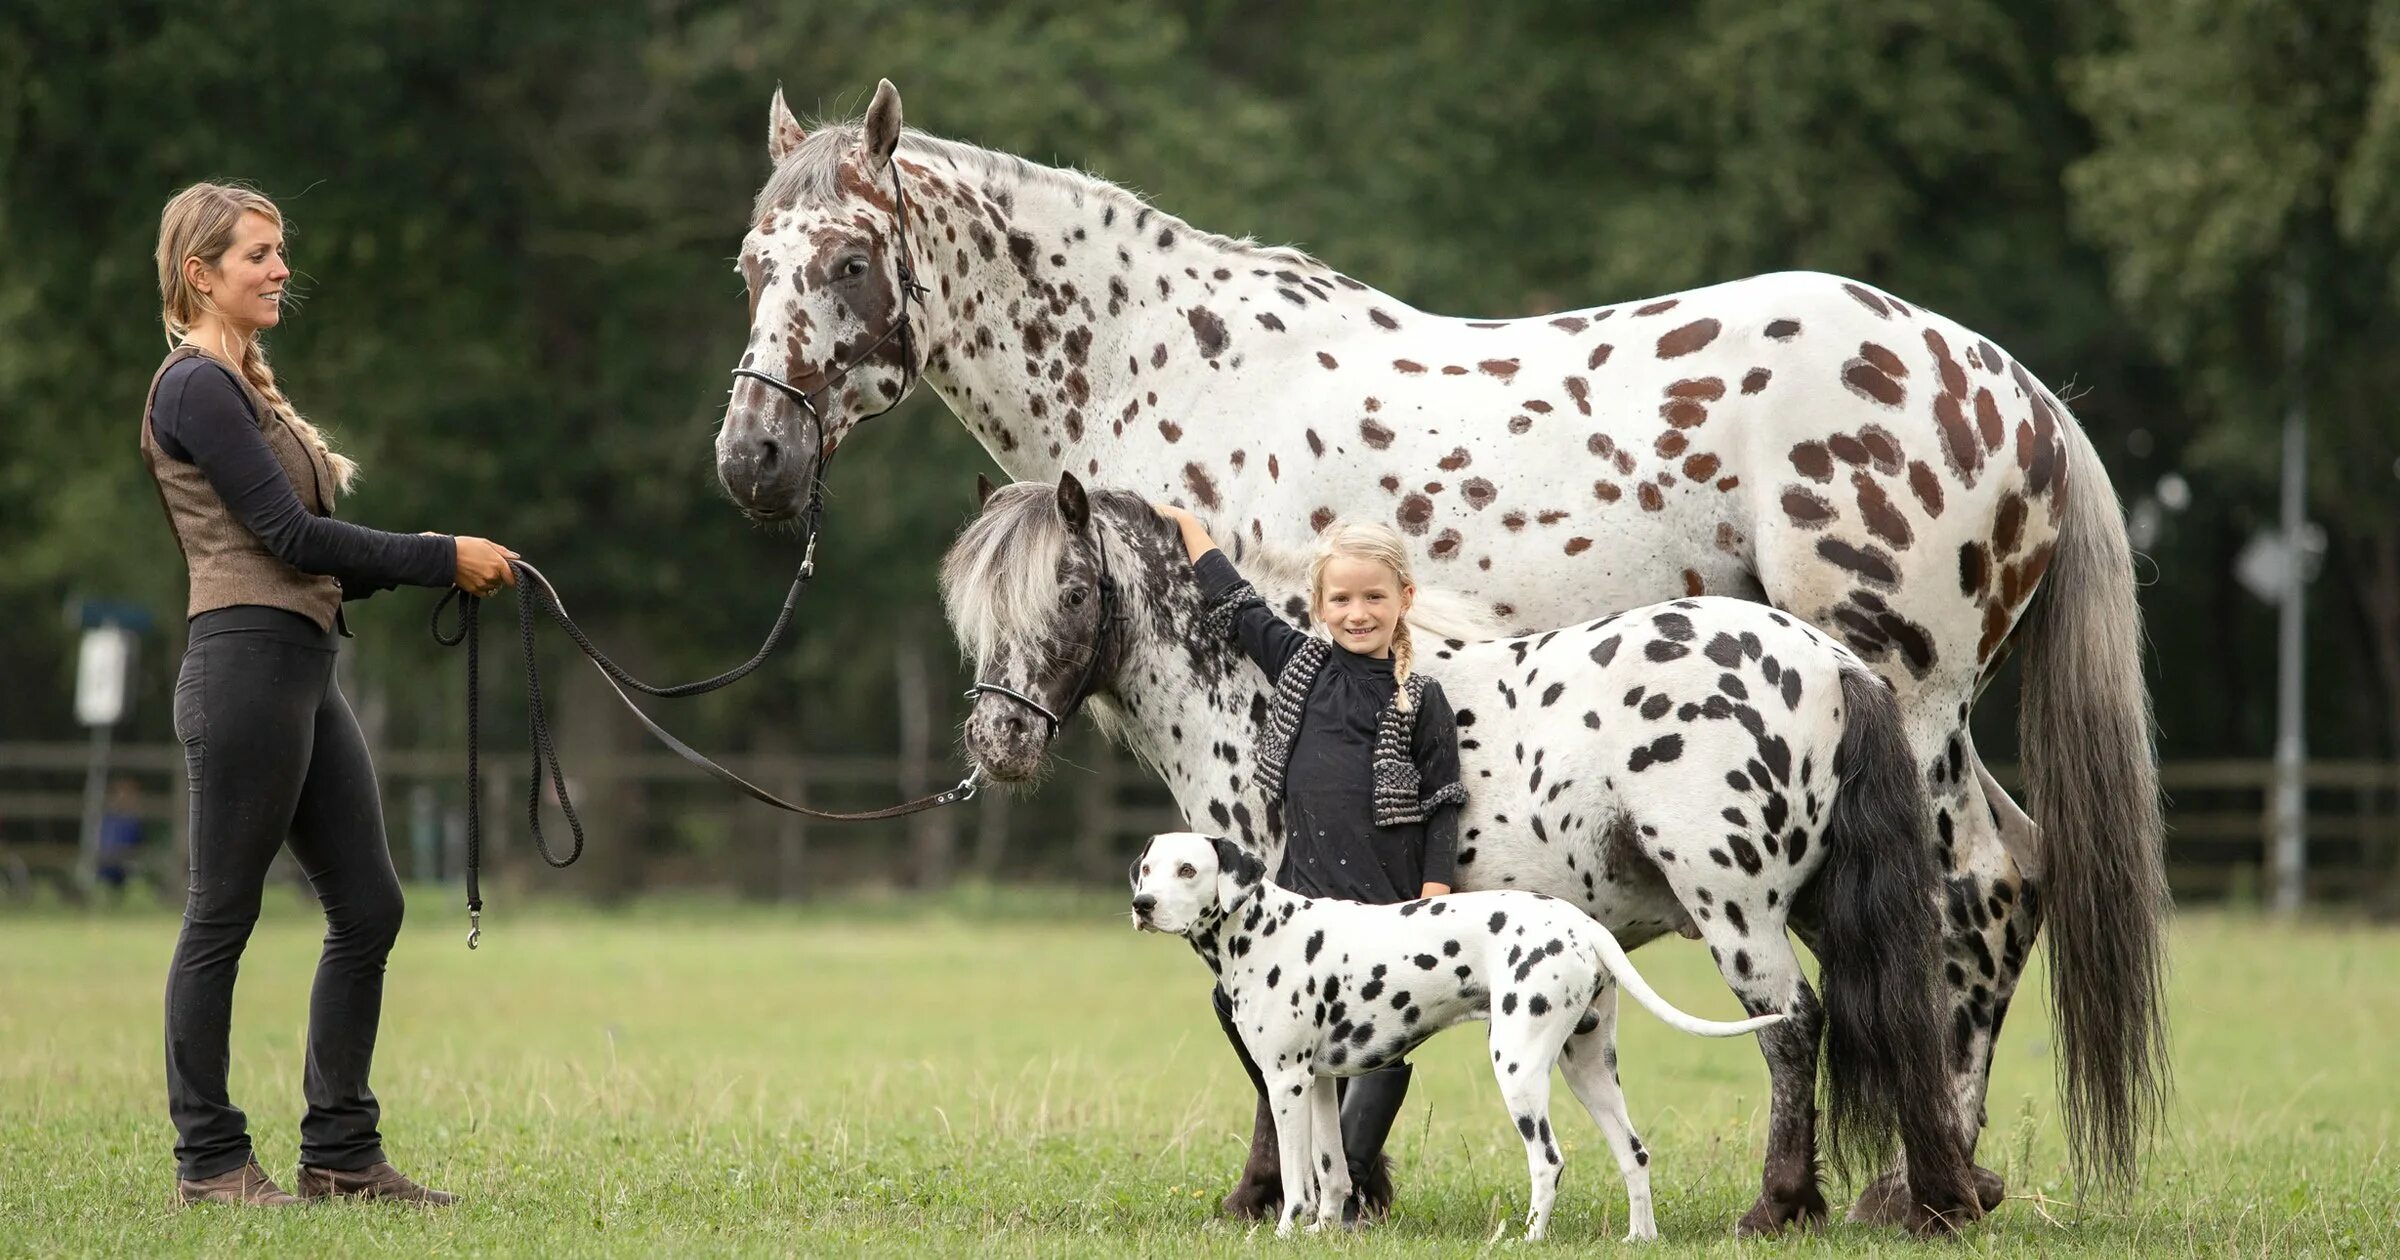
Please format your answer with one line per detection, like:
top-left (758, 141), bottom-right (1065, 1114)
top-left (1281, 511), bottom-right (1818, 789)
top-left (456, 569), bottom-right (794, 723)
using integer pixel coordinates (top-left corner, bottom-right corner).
top-left (1315, 555), bottom-right (1412, 659)
top-left (190, 211), bottom-right (289, 336)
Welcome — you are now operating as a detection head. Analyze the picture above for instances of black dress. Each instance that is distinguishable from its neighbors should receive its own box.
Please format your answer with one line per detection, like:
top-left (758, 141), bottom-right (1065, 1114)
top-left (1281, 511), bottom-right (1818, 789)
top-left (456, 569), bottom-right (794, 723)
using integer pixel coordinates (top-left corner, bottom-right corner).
top-left (1194, 550), bottom-right (1463, 903)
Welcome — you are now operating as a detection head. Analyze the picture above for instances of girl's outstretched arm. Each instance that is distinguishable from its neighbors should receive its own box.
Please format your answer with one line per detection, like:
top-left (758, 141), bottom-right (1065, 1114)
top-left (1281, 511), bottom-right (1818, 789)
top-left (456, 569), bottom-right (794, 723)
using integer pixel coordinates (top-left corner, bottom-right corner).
top-left (1154, 502), bottom-right (1311, 678)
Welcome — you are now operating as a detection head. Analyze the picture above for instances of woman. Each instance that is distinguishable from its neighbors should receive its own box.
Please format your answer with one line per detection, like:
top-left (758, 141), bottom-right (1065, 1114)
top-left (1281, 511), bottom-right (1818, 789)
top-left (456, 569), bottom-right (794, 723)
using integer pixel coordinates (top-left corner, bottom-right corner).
top-left (145, 181), bottom-right (515, 1206)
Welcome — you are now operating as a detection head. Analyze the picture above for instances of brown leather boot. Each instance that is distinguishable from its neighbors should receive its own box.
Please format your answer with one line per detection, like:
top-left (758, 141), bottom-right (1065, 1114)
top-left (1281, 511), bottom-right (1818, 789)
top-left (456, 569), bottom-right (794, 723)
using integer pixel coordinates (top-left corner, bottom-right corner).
top-left (295, 1161), bottom-right (458, 1206)
top-left (177, 1160), bottom-right (302, 1206)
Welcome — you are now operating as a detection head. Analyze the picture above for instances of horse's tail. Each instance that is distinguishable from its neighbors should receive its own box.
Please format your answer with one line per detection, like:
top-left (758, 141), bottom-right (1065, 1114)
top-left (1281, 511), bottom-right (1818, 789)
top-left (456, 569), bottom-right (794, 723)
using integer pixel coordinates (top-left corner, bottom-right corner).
top-left (1814, 664), bottom-right (1975, 1211)
top-left (2015, 403), bottom-right (2169, 1193)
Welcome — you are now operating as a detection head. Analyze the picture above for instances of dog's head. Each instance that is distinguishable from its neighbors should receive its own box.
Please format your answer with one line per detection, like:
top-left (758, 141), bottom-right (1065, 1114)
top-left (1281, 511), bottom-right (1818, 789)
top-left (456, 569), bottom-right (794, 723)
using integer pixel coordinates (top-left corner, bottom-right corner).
top-left (1128, 831), bottom-right (1267, 935)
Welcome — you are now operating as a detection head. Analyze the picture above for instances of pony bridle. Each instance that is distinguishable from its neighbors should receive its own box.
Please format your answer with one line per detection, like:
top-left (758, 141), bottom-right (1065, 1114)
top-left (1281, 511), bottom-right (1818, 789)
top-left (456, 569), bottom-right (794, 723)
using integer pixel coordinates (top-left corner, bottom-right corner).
top-left (966, 533), bottom-right (1129, 740)
top-left (728, 154), bottom-right (934, 567)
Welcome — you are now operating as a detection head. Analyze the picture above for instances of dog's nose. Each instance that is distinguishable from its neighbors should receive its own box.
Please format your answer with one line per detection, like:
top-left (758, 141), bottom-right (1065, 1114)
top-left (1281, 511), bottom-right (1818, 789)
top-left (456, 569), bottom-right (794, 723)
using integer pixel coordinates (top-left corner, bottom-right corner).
top-left (1131, 894), bottom-right (1158, 915)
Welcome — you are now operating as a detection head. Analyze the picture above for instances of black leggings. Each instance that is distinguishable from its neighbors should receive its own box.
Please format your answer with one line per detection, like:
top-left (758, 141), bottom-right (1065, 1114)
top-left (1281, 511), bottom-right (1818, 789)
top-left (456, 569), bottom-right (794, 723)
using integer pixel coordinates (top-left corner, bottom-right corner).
top-left (166, 606), bottom-right (404, 1180)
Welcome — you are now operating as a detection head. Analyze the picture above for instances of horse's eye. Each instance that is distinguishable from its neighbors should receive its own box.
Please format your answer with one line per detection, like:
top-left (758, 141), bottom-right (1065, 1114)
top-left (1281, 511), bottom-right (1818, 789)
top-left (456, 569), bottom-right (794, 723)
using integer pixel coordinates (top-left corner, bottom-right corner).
top-left (1066, 587), bottom-right (1089, 608)
top-left (841, 255), bottom-right (870, 279)
top-left (1178, 863), bottom-right (1197, 879)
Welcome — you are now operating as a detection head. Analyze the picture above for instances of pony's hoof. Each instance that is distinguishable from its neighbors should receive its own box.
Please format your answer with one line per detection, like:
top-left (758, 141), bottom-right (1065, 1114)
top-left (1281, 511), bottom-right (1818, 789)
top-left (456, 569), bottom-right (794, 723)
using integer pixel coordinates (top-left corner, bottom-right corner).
top-left (1221, 1172), bottom-right (1282, 1221)
top-left (1735, 1187), bottom-right (1829, 1237)
top-left (1847, 1166), bottom-right (2002, 1228)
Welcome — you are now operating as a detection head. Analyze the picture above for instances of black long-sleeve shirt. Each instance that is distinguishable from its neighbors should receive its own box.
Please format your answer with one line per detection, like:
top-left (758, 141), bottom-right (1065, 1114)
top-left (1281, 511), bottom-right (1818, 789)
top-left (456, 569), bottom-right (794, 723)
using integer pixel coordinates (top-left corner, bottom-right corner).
top-left (1194, 549), bottom-right (1463, 902)
top-left (151, 355), bottom-right (455, 601)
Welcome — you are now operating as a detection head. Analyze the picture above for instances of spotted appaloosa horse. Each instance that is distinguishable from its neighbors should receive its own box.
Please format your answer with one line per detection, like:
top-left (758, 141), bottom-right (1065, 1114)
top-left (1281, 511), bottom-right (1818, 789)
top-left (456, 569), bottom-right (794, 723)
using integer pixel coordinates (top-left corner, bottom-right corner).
top-left (948, 476), bottom-right (1982, 1235)
top-left (715, 80), bottom-right (2167, 1217)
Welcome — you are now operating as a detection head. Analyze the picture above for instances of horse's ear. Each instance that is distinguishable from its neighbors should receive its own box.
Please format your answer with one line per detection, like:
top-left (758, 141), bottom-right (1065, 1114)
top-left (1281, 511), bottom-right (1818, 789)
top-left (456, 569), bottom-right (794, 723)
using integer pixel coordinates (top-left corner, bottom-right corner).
top-left (976, 472), bottom-right (998, 508)
top-left (861, 78), bottom-right (903, 175)
top-left (1056, 471), bottom-right (1090, 531)
top-left (769, 87), bottom-right (807, 164)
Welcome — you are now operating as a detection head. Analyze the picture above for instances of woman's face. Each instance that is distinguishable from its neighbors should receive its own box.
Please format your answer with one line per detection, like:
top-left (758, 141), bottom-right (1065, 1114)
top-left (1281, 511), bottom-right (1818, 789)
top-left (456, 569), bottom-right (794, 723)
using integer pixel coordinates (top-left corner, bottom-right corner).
top-left (192, 211), bottom-right (289, 335)
top-left (1315, 555), bottom-right (1413, 659)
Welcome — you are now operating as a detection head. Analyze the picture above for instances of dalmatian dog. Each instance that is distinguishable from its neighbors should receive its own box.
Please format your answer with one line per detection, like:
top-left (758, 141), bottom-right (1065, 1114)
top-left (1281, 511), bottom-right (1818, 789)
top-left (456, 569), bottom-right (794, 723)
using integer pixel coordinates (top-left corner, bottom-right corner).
top-left (1131, 830), bottom-right (1782, 1241)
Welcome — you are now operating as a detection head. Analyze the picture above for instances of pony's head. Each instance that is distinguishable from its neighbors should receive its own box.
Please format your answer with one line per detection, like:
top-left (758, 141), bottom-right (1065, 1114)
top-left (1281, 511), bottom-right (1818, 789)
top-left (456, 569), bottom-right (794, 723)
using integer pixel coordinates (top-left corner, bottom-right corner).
top-left (941, 472), bottom-right (1148, 783)
top-left (718, 79), bottom-right (924, 521)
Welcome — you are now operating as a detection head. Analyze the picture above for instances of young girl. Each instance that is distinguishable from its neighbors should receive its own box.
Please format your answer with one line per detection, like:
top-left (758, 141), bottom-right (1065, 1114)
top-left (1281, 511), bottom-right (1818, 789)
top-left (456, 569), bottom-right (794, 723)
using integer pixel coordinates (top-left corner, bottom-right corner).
top-left (1153, 503), bottom-right (1467, 1224)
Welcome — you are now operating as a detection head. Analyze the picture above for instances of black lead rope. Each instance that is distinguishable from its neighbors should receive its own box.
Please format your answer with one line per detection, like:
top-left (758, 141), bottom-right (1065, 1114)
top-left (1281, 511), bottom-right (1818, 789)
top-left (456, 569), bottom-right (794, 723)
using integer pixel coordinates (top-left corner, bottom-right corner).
top-left (433, 154), bottom-right (966, 949)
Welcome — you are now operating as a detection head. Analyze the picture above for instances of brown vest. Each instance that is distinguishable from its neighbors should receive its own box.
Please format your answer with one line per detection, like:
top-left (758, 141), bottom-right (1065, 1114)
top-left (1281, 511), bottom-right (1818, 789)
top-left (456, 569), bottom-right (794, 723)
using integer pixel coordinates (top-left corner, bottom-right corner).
top-left (140, 345), bottom-right (345, 631)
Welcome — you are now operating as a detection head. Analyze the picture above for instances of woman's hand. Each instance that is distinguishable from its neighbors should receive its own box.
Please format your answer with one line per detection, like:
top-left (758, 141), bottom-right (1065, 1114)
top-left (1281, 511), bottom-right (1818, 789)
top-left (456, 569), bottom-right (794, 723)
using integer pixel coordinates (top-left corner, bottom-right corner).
top-left (1151, 500), bottom-right (1216, 563)
top-left (453, 536), bottom-right (520, 597)
top-left (1420, 882), bottom-right (1452, 898)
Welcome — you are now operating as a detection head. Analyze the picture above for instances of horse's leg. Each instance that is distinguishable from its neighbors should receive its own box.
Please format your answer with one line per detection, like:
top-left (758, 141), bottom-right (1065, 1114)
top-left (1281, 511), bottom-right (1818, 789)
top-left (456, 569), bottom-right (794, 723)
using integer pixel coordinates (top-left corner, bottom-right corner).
top-left (1211, 987), bottom-right (1284, 1219)
top-left (1708, 928), bottom-right (1830, 1237)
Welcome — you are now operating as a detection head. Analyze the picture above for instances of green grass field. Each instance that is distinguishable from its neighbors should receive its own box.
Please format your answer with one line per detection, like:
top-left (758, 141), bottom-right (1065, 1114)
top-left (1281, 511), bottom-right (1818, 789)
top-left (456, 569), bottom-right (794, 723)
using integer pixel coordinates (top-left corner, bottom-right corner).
top-left (1, 890), bottom-right (2392, 1257)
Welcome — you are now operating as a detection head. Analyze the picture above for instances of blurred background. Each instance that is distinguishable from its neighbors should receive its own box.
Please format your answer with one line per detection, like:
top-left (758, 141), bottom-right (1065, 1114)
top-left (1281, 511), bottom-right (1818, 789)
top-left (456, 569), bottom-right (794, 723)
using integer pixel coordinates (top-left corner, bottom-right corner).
top-left (4, 0), bottom-right (2396, 913)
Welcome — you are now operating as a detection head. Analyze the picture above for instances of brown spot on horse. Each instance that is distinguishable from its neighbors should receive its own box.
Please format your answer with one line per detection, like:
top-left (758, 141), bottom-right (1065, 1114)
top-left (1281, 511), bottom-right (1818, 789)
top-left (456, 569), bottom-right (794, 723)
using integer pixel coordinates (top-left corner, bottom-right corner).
top-left (1396, 494), bottom-right (1435, 535)
top-left (1765, 319), bottom-right (1802, 340)
top-left (1393, 359), bottom-right (1426, 374)
top-left (1853, 471), bottom-right (1912, 549)
top-left (1565, 537), bottom-right (1593, 555)
top-left (1908, 461), bottom-right (1945, 517)
top-left (1782, 488), bottom-right (1836, 528)
top-left (1742, 368), bottom-right (1772, 394)
top-left (1187, 308), bottom-right (1228, 358)
top-left (1637, 483), bottom-right (1664, 512)
top-left (1635, 299), bottom-right (1680, 316)
top-left (1842, 284), bottom-right (1892, 318)
top-left (1463, 478), bottom-right (1498, 509)
top-left (1588, 344), bottom-right (1615, 369)
top-left (1594, 481), bottom-right (1622, 503)
top-left (1360, 420), bottom-right (1395, 449)
top-left (1684, 569), bottom-right (1706, 596)
top-left (1438, 447), bottom-right (1472, 471)
top-left (1184, 462), bottom-right (1220, 508)
top-left (1564, 376), bottom-right (1592, 415)
top-left (1317, 351), bottom-right (1339, 370)
top-left (1684, 453), bottom-right (1721, 482)
top-left (1479, 359), bottom-right (1522, 380)
top-left (1791, 442), bottom-right (1834, 483)
top-left (1656, 319), bottom-right (1723, 359)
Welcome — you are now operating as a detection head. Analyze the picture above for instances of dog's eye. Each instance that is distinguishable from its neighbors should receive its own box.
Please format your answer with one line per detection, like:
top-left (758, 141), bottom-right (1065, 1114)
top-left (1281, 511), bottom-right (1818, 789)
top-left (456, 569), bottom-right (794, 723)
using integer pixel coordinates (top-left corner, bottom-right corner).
top-left (1177, 863), bottom-right (1197, 879)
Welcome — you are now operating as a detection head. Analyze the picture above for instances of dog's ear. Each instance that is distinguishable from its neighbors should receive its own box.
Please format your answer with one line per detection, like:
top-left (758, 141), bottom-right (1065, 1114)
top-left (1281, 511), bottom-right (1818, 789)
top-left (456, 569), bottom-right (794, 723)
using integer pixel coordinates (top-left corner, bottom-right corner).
top-left (1211, 836), bottom-right (1266, 888)
top-left (1127, 835), bottom-right (1155, 890)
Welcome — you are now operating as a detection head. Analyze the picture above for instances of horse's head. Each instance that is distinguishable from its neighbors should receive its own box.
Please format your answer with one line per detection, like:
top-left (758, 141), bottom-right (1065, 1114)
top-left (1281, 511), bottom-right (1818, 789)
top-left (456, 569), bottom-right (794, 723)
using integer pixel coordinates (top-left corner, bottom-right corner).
top-left (941, 473), bottom-right (1136, 783)
top-left (718, 79), bottom-right (926, 522)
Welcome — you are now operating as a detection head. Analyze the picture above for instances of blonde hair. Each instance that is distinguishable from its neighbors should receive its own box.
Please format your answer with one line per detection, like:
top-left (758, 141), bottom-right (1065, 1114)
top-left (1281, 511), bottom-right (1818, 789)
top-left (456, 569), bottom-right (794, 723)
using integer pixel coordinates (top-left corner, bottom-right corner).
top-left (1308, 520), bottom-right (1422, 711)
top-left (156, 182), bottom-right (357, 491)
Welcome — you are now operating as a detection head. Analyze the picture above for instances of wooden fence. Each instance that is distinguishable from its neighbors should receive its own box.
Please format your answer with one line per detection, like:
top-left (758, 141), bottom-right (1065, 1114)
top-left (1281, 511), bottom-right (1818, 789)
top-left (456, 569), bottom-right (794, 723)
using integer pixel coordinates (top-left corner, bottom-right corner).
top-left (3, 741), bottom-right (2392, 906)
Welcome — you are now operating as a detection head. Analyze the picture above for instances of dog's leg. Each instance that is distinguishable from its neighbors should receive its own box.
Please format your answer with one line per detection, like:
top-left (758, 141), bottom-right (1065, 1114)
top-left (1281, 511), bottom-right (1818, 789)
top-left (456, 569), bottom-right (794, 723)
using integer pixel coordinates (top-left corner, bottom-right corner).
top-left (1560, 985), bottom-right (1656, 1242)
top-left (1265, 1067), bottom-right (1316, 1238)
top-left (1308, 1077), bottom-right (1349, 1231)
top-left (1489, 1017), bottom-right (1566, 1241)
top-left (1212, 988), bottom-right (1282, 1219)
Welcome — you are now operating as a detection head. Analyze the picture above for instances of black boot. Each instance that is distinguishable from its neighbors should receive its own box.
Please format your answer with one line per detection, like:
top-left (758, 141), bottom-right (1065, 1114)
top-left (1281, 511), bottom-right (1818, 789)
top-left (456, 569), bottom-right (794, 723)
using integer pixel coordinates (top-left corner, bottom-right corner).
top-left (1339, 1061), bottom-right (1413, 1225)
top-left (1212, 987), bottom-right (1282, 1220)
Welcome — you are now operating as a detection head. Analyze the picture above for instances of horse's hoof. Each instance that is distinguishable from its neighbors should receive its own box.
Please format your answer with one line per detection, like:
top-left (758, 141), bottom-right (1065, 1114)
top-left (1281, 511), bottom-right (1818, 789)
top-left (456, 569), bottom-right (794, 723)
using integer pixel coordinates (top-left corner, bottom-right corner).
top-left (1221, 1173), bottom-right (1282, 1221)
top-left (1847, 1165), bottom-right (2003, 1228)
top-left (1972, 1165), bottom-right (2006, 1213)
top-left (1735, 1187), bottom-right (1829, 1237)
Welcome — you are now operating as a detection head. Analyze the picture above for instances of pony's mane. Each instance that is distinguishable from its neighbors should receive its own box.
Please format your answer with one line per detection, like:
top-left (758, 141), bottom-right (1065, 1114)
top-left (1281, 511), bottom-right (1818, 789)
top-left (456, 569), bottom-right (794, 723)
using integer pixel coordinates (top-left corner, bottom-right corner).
top-left (758, 121), bottom-right (1320, 269)
top-left (940, 482), bottom-right (1154, 663)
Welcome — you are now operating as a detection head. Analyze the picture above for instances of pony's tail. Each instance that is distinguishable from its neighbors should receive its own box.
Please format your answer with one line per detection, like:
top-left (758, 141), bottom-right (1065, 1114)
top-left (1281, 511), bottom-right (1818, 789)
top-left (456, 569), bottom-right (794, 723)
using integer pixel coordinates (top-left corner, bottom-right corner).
top-left (1815, 665), bottom-right (1975, 1216)
top-left (2016, 406), bottom-right (2169, 1193)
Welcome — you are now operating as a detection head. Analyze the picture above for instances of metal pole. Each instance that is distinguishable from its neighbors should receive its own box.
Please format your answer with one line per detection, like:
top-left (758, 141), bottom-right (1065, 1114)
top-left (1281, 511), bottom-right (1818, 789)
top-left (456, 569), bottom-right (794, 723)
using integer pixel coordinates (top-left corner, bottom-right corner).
top-left (76, 721), bottom-right (113, 894)
top-left (2270, 261), bottom-right (2310, 914)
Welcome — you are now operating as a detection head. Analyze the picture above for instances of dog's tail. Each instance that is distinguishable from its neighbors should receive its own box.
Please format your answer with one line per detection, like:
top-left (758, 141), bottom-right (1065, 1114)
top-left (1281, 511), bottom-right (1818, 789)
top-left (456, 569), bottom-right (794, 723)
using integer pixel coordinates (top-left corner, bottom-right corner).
top-left (1813, 663), bottom-right (1977, 1210)
top-left (1586, 926), bottom-right (1785, 1038)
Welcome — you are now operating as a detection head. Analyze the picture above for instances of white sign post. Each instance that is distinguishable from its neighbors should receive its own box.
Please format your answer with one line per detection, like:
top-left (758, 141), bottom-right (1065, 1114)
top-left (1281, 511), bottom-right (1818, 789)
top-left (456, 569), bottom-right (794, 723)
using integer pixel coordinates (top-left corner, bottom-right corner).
top-left (75, 624), bottom-right (137, 893)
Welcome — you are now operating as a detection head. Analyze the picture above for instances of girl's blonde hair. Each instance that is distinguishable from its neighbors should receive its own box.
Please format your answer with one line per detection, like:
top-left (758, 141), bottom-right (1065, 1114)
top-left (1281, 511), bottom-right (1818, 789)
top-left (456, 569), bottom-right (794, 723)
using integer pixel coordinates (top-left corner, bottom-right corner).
top-left (1308, 520), bottom-right (1423, 711)
top-left (156, 181), bottom-right (357, 491)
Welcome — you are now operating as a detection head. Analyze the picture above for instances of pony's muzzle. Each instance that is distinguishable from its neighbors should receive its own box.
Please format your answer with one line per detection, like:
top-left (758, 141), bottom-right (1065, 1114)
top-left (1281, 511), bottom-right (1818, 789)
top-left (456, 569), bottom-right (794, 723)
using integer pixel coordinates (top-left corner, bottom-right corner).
top-left (961, 692), bottom-right (1055, 783)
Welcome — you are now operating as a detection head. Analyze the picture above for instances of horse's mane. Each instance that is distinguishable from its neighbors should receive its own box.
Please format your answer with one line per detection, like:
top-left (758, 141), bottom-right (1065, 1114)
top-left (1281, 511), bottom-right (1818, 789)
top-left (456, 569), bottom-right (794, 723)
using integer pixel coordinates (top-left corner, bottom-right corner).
top-left (758, 120), bottom-right (1321, 269)
top-left (940, 482), bottom-right (1506, 669)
